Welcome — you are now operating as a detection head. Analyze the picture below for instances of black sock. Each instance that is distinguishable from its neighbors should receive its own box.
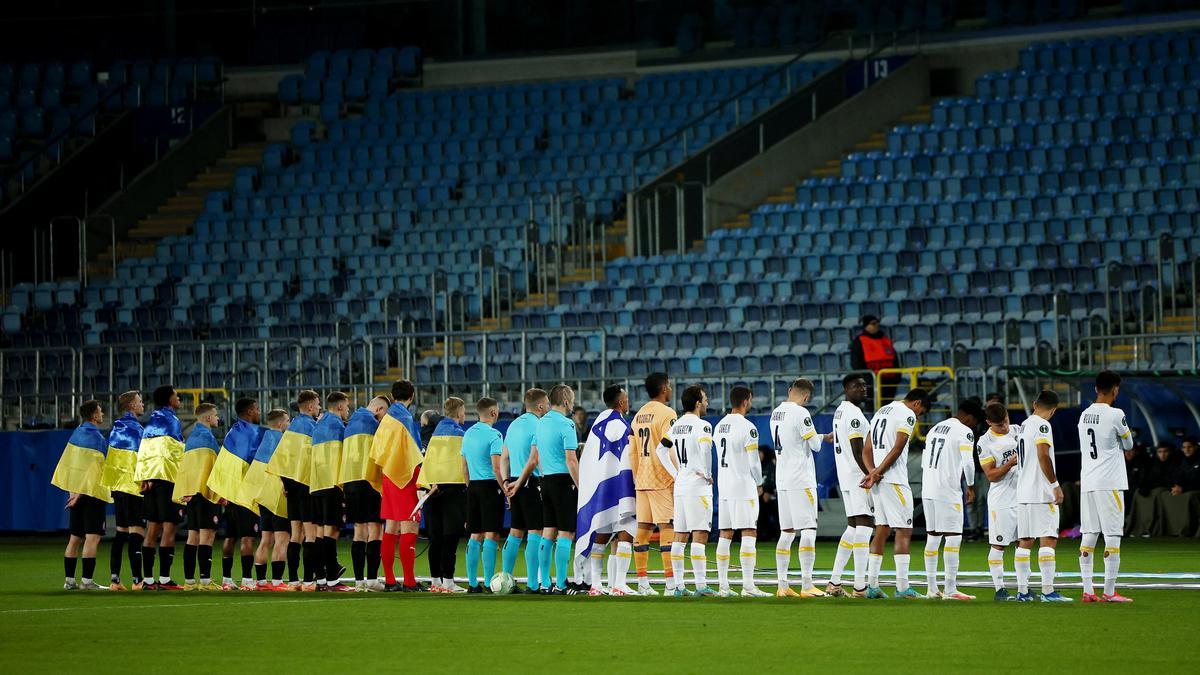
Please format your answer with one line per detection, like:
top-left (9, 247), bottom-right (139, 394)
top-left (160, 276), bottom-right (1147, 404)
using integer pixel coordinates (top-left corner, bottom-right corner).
top-left (110, 531), bottom-right (129, 581)
top-left (351, 540), bottom-right (366, 581)
top-left (302, 541), bottom-right (317, 583)
top-left (81, 557), bottom-right (96, 581)
top-left (325, 537), bottom-right (339, 582)
top-left (198, 545), bottom-right (213, 580)
top-left (128, 533), bottom-right (144, 583)
top-left (241, 554), bottom-right (254, 580)
top-left (183, 544), bottom-right (198, 580)
top-left (255, 563), bottom-right (268, 582)
top-left (287, 542), bottom-right (301, 582)
top-left (272, 560), bottom-right (285, 581)
top-left (221, 556), bottom-right (233, 580)
top-left (64, 556), bottom-right (77, 580)
top-left (443, 534), bottom-right (460, 581)
top-left (159, 546), bottom-right (175, 580)
top-left (366, 539), bottom-right (381, 579)
top-left (141, 546), bottom-right (156, 581)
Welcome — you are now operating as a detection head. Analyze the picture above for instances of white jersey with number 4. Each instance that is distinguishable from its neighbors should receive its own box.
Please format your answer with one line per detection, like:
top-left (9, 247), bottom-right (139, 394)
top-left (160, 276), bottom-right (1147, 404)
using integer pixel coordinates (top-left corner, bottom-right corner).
top-left (714, 414), bottom-right (760, 500)
top-left (977, 425), bottom-right (1021, 508)
top-left (1016, 414), bottom-right (1055, 504)
top-left (868, 401), bottom-right (917, 487)
top-left (771, 401), bottom-right (822, 491)
top-left (667, 414), bottom-right (713, 498)
top-left (833, 401), bottom-right (870, 488)
top-left (1078, 403), bottom-right (1133, 492)
top-left (920, 417), bottom-right (975, 503)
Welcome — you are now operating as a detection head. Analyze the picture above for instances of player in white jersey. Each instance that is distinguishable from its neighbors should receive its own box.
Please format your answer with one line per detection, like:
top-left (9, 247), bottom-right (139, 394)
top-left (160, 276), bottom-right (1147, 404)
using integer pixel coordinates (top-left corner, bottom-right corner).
top-left (1077, 371), bottom-right (1135, 603)
top-left (1014, 390), bottom-right (1071, 602)
top-left (977, 402), bottom-right (1021, 601)
top-left (770, 378), bottom-right (825, 598)
top-left (826, 374), bottom-right (873, 598)
top-left (861, 388), bottom-right (930, 599)
top-left (713, 386), bottom-right (767, 597)
top-left (656, 385), bottom-right (715, 597)
top-left (920, 400), bottom-right (983, 601)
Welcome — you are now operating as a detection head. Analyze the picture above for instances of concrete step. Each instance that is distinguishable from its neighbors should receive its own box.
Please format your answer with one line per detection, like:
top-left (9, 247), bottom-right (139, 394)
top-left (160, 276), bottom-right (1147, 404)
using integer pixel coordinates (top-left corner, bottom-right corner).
top-left (515, 293), bottom-right (558, 309)
top-left (897, 103), bottom-right (932, 124)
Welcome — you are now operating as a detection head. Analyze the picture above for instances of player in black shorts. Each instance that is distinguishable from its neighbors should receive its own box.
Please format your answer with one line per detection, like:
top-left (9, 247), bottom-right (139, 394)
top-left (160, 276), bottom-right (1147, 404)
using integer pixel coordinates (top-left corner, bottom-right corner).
top-left (501, 388), bottom-right (549, 593)
top-left (462, 398), bottom-right (507, 593)
top-left (136, 385), bottom-right (185, 590)
top-left (178, 403), bottom-right (222, 590)
top-left (422, 397), bottom-right (469, 593)
top-left (51, 400), bottom-right (111, 590)
top-left (310, 392), bottom-right (352, 591)
top-left (253, 409), bottom-right (293, 589)
top-left (341, 395), bottom-right (390, 591)
top-left (102, 390), bottom-right (146, 590)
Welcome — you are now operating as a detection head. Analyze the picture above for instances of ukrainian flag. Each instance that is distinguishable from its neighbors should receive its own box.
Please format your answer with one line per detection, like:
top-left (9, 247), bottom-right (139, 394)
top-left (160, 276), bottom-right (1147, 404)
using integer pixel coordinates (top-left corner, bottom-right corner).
top-left (310, 413), bottom-right (345, 492)
top-left (207, 419), bottom-right (264, 509)
top-left (173, 424), bottom-right (219, 504)
top-left (134, 408), bottom-right (184, 483)
top-left (418, 418), bottom-right (466, 488)
top-left (102, 413), bottom-right (144, 497)
top-left (370, 402), bottom-right (424, 488)
top-left (51, 422), bottom-right (112, 502)
top-left (338, 408), bottom-right (382, 491)
top-left (267, 414), bottom-right (317, 486)
top-left (240, 429), bottom-right (287, 517)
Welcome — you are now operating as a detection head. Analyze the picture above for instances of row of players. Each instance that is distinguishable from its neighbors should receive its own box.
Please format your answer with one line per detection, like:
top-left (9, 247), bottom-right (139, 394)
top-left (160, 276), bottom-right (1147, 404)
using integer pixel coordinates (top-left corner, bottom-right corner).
top-left (50, 370), bottom-right (1133, 601)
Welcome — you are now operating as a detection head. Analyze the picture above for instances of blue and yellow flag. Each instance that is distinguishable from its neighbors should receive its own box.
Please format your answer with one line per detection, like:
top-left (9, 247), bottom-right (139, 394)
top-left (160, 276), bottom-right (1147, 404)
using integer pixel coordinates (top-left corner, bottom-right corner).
top-left (135, 407), bottom-right (184, 483)
top-left (418, 417), bottom-right (465, 488)
top-left (173, 424), bottom-right (219, 503)
top-left (51, 422), bottom-right (112, 502)
top-left (370, 402), bottom-right (424, 488)
top-left (240, 428), bottom-right (287, 517)
top-left (338, 407), bottom-right (382, 491)
top-left (102, 412), bottom-right (144, 497)
top-left (310, 413), bottom-right (345, 492)
top-left (267, 414), bottom-right (317, 486)
top-left (207, 419), bottom-right (264, 508)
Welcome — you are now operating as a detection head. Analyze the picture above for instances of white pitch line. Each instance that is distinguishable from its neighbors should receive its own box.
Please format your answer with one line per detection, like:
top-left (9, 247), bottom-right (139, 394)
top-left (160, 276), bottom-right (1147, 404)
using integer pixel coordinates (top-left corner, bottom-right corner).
top-left (0, 596), bottom-right (377, 615)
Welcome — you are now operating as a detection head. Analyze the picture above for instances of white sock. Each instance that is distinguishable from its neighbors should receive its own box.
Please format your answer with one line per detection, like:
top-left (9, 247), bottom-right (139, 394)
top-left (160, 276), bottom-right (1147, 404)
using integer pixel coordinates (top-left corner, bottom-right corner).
top-left (1079, 532), bottom-right (1098, 595)
top-left (1103, 536), bottom-right (1121, 597)
top-left (740, 536), bottom-right (757, 590)
top-left (716, 538), bottom-right (732, 589)
top-left (82, 576), bottom-right (93, 584)
top-left (1015, 547), bottom-right (1032, 594)
top-left (614, 542), bottom-right (632, 589)
top-left (924, 535), bottom-right (943, 594)
top-left (161, 575), bottom-right (171, 584)
top-left (944, 535), bottom-right (962, 594)
top-left (185, 578), bottom-right (196, 585)
top-left (690, 542), bottom-right (708, 589)
top-left (1038, 546), bottom-right (1056, 594)
top-left (853, 526), bottom-right (872, 590)
top-left (606, 552), bottom-right (615, 587)
top-left (894, 553), bottom-right (910, 592)
top-left (988, 547), bottom-right (1005, 591)
top-left (573, 554), bottom-right (586, 585)
top-left (588, 551), bottom-right (603, 589)
top-left (671, 541), bottom-right (687, 590)
top-left (830, 526), bottom-right (854, 586)
top-left (798, 530), bottom-right (816, 589)
top-left (867, 553), bottom-right (883, 588)
top-left (775, 531), bottom-right (795, 587)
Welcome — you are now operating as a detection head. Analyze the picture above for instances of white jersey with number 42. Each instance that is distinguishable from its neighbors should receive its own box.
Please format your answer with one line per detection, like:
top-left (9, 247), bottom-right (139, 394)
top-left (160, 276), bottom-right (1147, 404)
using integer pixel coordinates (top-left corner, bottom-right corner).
top-left (868, 401), bottom-right (917, 487)
top-left (1078, 403), bottom-right (1133, 492)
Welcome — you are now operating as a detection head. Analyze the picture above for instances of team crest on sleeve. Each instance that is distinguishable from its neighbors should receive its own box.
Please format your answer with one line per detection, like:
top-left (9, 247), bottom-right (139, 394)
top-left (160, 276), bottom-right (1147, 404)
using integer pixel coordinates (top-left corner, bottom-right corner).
top-left (749, 428), bottom-right (758, 439)
top-left (906, 416), bottom-right (915, 426)
top-left (850, 419), bottom-right (861, 429)
top-left (804, 417), bottom-right (812, 427)
top-left (965, 432), bottom-right (974, 442)
top-left (1040, 424), bottom-right (1049, 433)
top-left (1121, 416), bottom-right (1127, 426)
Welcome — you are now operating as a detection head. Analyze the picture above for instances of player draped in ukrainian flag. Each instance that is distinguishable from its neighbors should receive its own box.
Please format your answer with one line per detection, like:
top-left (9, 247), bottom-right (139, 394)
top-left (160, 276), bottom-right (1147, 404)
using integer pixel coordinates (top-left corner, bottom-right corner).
top-left (176, 403), bottom-right (222, 591)
top-left (267, 390), bottom-right (321, 590)
top-left (52, 399), bottom-right (113, 590)
top-left (134, 385), bottom-right (185, 590)
top-left (419, 397), bottom-right (469, 593)
top-left (242, 409), bottom-right (292, 589)
top-left (101, 390), bottom-right (146, 590)
top-left (311, 392), bottom-right (354, 592)
top-left (370, 379), bottom-right (426, 592)
top-left (207, 398), bottom-right (265, 589)
top-left (339, 395), bottom-right (389, 591)
top-left (629, 372), bottom-right (677, 595)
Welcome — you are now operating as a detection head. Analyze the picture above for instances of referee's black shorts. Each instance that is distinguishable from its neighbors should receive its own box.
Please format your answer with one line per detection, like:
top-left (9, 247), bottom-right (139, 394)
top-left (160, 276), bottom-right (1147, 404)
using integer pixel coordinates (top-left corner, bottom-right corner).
top-left (343, 480), bottom-right (383, 525)
top-left (68, 495), bottom-right (107, 537)
top-left (143, 480), bottom-right (184, 524)
top-left (540, 473), bottom-right (577, 533)
top-left (310, 487), bottom-right (344, 528)
top-left (185, 495), bottom-right (222, 531)
top-left (282, 478), bottom-right (310, 523)
top-left (224, 503), bottom-right (260, 539)
top-left (507, 477), bottom-right (543, 532)
top-left (466, 481), bottom-right (506, 534)
top-left (113, 491), bottom-right (144, 529)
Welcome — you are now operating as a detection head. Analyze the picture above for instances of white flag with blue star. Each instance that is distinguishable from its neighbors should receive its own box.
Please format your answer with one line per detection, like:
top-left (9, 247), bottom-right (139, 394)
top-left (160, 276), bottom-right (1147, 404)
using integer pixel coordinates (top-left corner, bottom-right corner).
top-left (575, 408), bottom-right (637, 560)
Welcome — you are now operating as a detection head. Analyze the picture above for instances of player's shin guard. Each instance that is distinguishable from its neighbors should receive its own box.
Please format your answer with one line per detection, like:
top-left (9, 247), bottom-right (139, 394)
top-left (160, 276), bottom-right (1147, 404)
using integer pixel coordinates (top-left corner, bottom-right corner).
top-left (272, 560), bottom-right (286, 583)
top-left (301, 542), bottom-right (317, 583)
top-left (633, 529), bottom-right (651, 580)
top-left (798, 530), bottom-right (817, 589)
top-left (380, 533), bottom-right (397, 585)
top-left (366, 539), bottom-right (381, 581)
top-left (553, 537), bottom-right (572, 589)
top-left (1079, 532), bottom-right (1098, 595)
top-left (670, 541), bottom-right (686, 589)
top-left (1015, 547), bottom-right (1032, 594)
top-left (659, 527), bottom-right (675, 590)
top-left (614, 541), bottom-right (633, 589)
top-left (502, 534), bottom-right (521, 576)
top-left (988, 547), bottom-right (1006, 591)
top-left (894, 553), bottom-right (911, 592)
top-left (128, 532), bottom-right (144, 583)
top-left (589, 548), bottom-right (604, 589)
top-left (538, 536), bottom-right (553, 590)
top-left (158, 546), bottom-right (175, 583)
top-left (110, 530), bottom-right (128, 582)
top-left (198, 544), bottom-right (214, 582)
top-left (943, 535), bottom-right (962, 594)
top-left (142, 545), bottom-right (156, 582)
top-left (923, 535), bottom-right (942, 594)
top-left (690, 542), bottom-right (708, 589)
top-left (466, 539), bottom-right (481, 587)
top-left (1037, 546), bottom-right (1056, 594)
top-left (829, 526), bottom-right (854, 586)
top-left (287, 541), bottom-right (301, 583)
top-left (853, 526), bottom-right (872, 590)
top-left (81, 557), bottom-right (96, 583)
top-left (716, 538), bottom-right (732, 589)
top-left (775, 531), bottom-right (795, 588)
top-left (524, 533), bottom-right (542, 590)
top-left (351, 540), bottom-right (366, 582)
top-left (398, 532), bottom-right (417, 587)
top-left (183, 543), bottom-right (198, 583)
top-left (867, 552), bottom-right (883, 588)
top-left (483, 539), bottom-right (499, 586)
top-left (323, 537), bottom-right (339, 583)
top-left (1102, 537), bottom-right (1121, 597)
top-left (740, 536), bottom-right (757, 590)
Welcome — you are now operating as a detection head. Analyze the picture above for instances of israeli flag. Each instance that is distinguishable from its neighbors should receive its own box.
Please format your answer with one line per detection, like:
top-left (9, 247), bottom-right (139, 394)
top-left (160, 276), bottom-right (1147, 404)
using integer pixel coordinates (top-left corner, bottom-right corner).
top-left (575, 409), bottom-right (637, 561)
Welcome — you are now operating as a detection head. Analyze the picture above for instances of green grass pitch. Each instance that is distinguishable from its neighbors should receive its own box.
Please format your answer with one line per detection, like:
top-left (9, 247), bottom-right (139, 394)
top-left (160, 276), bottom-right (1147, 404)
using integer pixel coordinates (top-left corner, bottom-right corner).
top-left (1, 536), bottom-right (1197, 672)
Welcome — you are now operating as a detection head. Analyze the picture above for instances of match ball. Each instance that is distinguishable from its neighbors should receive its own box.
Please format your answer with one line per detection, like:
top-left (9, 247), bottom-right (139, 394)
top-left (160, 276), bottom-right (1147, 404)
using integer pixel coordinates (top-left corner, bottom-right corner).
top-left (489, 572), bottom-right (515, 595)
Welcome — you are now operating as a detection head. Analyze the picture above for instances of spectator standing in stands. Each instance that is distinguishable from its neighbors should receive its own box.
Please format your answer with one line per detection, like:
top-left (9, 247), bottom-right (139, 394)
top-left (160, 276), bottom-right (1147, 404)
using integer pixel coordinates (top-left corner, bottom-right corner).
top-left (1172, 438), bottom-right (1199, 494)
top-left (572, 405), bottom-right (589, 446)
top-left (1143, 441), bottom-right (1179, 494)
top-left (850, 315), bottom-right (901, 405)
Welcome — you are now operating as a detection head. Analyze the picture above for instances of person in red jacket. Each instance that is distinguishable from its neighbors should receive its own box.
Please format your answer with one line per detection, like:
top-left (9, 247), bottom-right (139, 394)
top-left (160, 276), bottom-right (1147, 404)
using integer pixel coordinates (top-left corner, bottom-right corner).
top-left (850, 315), bottom-right (901, 406)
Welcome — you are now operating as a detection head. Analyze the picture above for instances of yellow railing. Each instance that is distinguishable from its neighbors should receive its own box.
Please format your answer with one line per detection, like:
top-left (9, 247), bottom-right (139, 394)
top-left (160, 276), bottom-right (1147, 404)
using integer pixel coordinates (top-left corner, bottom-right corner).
top-left (873, 366), bottom-right (956, 440)
top-left (176, 388), bottom-right (230, 411)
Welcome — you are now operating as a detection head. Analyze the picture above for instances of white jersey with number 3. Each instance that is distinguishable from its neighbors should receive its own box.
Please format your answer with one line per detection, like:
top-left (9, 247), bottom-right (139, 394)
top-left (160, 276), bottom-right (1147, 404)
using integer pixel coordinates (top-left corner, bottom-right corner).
top-left (868, 402), bottom-right (917, 487)
top-left (667, 414), bottom-right (713, 498)
top-left (1078, 403), bottom-right (1133, 492)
